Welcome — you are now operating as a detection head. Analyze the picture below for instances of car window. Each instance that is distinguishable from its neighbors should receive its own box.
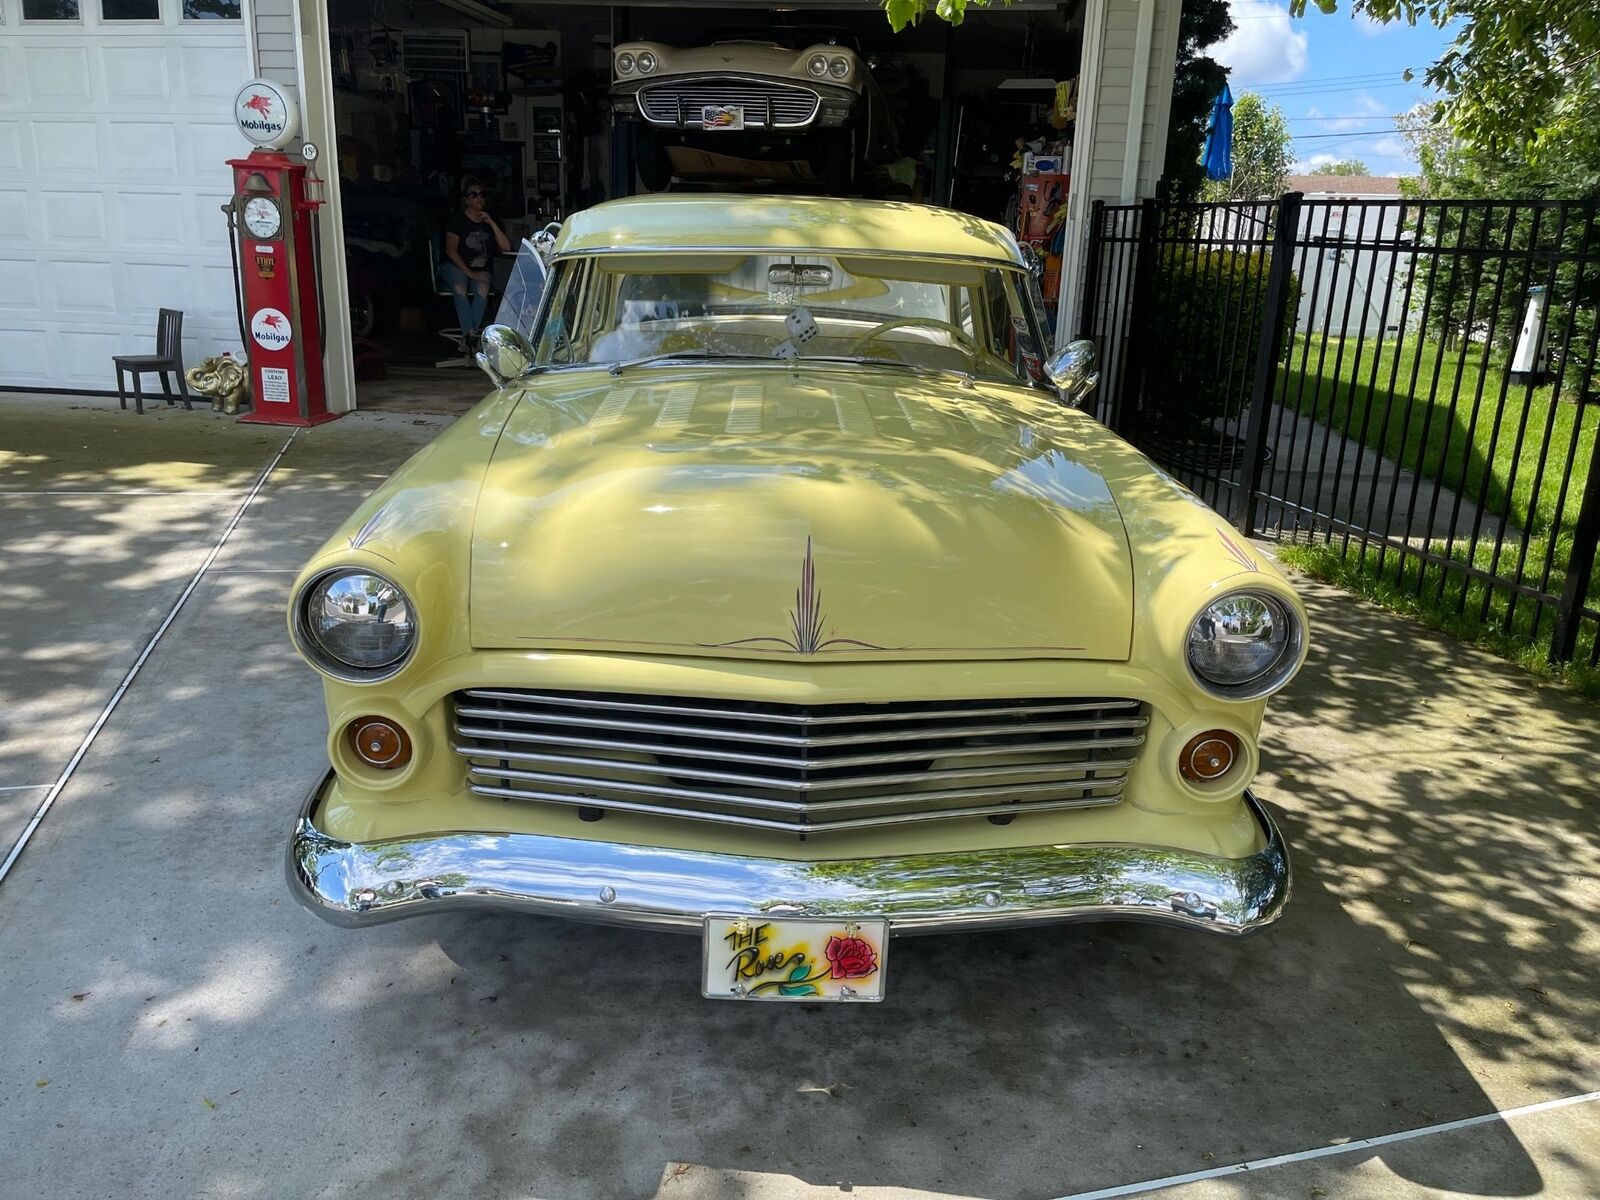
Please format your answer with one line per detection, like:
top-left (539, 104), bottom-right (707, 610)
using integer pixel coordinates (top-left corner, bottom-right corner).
top-left (530, 252), bottom-right (1048, 387)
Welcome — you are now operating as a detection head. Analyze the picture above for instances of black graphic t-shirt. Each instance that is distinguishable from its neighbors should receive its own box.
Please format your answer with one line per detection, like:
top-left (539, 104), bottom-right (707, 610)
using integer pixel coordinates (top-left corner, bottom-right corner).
top-left (447, 210), bottom-right (495, 270)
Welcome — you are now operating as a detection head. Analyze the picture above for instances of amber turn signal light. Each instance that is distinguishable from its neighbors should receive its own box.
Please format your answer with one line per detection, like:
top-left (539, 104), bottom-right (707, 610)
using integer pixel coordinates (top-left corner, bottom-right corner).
top-left (1179, 730), bottom-right (1241, 783)
top-left (347, 717), bottom-right (412, 769)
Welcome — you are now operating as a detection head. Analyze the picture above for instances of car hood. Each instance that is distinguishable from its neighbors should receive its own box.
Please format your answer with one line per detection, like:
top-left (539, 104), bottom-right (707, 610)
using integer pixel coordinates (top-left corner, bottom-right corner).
top-left (470, 367), bottom-right (1133, 662)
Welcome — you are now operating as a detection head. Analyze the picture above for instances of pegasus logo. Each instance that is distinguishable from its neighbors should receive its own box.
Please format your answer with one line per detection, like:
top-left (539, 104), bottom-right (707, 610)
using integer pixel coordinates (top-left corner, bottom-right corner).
top-left (262, 313), bottom-right (283, 329)
top-left (242, 94), bottom-right (275, 119)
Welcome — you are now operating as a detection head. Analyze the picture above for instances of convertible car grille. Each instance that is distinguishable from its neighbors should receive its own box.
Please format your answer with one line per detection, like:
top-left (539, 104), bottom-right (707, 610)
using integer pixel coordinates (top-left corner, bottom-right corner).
top-left (637, 81), bottom-right (821, 129)
top-left (452, 689), bottom-right (1146, 835)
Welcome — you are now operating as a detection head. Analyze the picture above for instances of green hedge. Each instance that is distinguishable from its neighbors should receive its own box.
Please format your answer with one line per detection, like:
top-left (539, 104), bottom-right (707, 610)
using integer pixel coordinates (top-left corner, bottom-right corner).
top-left (1141, 247), bottom-right (1299, 435)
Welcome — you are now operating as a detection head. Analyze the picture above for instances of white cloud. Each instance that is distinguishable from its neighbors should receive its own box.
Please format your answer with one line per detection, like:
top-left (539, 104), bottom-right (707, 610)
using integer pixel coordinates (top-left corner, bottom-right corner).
top-left (1216, 0), bottom-right (1310, 84)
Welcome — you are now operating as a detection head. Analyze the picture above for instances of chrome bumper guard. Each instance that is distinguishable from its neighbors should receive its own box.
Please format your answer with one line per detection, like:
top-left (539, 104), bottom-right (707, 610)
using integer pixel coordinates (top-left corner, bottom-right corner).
top-left (287, 771), bottom-right (1290, 936)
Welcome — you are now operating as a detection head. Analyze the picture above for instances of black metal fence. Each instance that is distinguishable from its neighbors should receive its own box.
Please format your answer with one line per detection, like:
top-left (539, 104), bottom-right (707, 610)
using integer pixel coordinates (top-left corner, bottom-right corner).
top-left (1079, 193), bottom-right (1600, 668)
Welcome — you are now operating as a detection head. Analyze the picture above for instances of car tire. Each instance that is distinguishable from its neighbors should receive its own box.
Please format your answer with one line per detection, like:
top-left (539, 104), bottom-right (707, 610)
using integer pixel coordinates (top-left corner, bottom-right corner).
top-left (351, 291), bottom-right (377, 338)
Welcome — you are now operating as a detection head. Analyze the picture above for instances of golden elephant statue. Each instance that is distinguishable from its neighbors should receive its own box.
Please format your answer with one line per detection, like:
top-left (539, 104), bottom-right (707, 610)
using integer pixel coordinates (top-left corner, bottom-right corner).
top-left (184, 356), bottom-right (251, 415)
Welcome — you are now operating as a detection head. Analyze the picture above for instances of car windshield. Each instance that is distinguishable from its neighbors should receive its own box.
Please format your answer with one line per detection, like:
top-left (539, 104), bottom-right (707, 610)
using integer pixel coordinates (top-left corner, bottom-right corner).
top-left (521, 252), bottom-right (1054, 387)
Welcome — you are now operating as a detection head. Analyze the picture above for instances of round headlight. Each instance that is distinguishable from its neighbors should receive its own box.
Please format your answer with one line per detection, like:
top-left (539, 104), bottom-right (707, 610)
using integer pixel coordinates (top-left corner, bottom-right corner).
top-left (297, 569), bottom-right (417, 678)
top-left (807, 53), bottom-right (829, 78)
top-left (828, 56), bottom-right (851, 79)
top-left (636, 50), bottom-right (657, 74)
top-left (1186, 590), bottom-right (1301, 700)
top-left (616, 51), bottom-right (635, 75)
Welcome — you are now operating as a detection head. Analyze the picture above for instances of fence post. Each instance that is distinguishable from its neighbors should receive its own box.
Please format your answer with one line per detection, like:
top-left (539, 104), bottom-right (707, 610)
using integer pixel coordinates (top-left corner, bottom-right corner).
top-left (1549, 428), bottom-right (1600, 663)
top-left (1114, 197), bottom-right (1161, 442)
top-left (1238, 191), bottom-right (1303, 537)
top-left (1078, 199), bottom-right (1106, 341)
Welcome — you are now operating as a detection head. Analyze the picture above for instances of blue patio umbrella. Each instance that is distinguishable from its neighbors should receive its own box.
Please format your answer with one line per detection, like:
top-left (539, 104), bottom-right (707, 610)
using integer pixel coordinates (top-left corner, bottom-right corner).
top-left (1202, 84), bottom-right (1234, 181)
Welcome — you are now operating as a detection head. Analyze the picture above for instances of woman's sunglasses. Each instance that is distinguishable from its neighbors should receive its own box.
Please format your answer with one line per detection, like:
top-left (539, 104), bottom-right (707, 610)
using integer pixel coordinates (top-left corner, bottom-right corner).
top-left (465, 190), bottom-right (486, 198)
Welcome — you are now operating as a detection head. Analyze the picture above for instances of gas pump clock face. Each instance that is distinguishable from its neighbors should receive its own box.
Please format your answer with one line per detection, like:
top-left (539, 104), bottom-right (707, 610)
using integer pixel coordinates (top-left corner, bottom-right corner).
top-left (243, 196), bottom-right (282, 239)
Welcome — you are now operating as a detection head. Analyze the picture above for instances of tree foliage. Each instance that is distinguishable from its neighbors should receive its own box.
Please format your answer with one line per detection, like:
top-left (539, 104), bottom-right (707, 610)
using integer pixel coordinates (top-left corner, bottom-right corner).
top-left (1201, 94), bottom-right (1292, 202)
top-left (1317, 159), bottom-right (1372, 176)
top-left (1161, 0), bottom-right (1235, 203)
top-left (1291, 0), bottom-right (1600, 165)
top-left (883, 0), bottom-right (1000, 31)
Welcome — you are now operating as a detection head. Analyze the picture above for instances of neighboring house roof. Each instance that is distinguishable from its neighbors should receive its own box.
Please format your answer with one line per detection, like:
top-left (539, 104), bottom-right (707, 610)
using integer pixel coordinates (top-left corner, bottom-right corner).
top-left (554, 195), bottom-right (1023, 264)
top-left (1287, 174), bottom-right (1406, 197)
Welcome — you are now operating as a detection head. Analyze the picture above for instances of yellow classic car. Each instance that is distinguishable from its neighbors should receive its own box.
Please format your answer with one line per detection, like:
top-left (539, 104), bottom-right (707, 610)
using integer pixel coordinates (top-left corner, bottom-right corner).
top-left (287, 195), bottom-right (1307, 1002)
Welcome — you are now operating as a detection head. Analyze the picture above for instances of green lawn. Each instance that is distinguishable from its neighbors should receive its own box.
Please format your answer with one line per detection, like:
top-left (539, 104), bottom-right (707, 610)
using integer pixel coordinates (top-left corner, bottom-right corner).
top-left (1271, 331), bottom-right (1600, 691)
top-left (1279, 332), bottom-right (1598, 538)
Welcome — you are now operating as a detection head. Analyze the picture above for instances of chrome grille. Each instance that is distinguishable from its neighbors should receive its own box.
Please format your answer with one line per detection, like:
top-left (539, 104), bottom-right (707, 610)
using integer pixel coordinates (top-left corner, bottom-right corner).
top-left (453, 689), bottom-right (1146, 835)
top-left (637, 82), bottom-right (821, 128)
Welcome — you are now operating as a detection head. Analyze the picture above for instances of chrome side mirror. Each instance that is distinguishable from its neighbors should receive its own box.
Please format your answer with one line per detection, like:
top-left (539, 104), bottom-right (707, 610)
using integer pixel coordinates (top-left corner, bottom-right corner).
top-left (1044, 339), bottom-right (1100, 408)
top-left (1019, 242), bottom-right (1045, 281)
top-left (476, 323), bottom-right (535, 388)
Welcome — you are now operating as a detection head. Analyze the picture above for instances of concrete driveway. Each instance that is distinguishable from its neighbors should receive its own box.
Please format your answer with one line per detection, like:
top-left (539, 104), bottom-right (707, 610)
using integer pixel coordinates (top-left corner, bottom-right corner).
top-left (1, 394), bottom-right (1596, 1200)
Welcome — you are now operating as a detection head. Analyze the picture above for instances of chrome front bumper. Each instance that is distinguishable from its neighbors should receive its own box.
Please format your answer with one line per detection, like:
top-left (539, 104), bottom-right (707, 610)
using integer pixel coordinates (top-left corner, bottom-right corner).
top-left (287, 772), bottom-right (1290, 936)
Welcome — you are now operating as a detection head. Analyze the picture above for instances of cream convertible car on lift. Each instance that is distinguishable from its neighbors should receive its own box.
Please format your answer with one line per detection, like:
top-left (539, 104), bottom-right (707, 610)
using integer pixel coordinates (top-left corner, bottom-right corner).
top-left (287, 196), bottom-right (1306, 1002)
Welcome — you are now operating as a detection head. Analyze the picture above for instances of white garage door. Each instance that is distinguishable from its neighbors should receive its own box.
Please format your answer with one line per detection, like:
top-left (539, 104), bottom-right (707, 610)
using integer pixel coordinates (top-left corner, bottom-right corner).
top-left (0, 0), bottom-right (252, 391)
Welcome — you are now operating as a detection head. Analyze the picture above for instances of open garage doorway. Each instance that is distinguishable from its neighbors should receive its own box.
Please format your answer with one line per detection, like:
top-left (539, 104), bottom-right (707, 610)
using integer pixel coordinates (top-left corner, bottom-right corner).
top-left (318, 0), bottom-right (1085, 410)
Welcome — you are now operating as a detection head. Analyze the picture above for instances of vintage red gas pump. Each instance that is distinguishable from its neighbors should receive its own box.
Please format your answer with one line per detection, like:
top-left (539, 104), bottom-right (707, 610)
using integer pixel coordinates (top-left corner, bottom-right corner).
top-left (225, 78), bottom-right (339, 426)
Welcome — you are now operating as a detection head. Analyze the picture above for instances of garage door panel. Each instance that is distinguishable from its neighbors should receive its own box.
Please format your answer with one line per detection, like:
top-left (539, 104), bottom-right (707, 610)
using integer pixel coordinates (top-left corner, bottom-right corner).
top-left (0, 327), bottom-right (52, 385)
top-left (193, 191), bottom-right (232, 246)
top-left (26, 48), bottom-right (94, 105)
top-left (179, 45), bottom-right (246, 101)
top-left (110, 121), bottom-right (180, 176)
top-left (54, 329), bottom-right (136, 385)
top-left (0, 123), bottom-right (23, 175)
top-left (53, 260), bottom-right (120, 314)
top-left (42, 192), bottom-right (107, 243)
top-left (195, 263), bottom-right (236, 320)
top-left (33, 119), bottom-right (102, 175)
top-left (0, 191), bottom-right (30, 242)
top-left (0, 259), bottom-right (44, 309)
top-left (115, 191), bottom-right (188, 248)
top-left (101, 45), bottom-right (172, 101)
top-left (0, 46), bottom-right (15, 105)
top-left (187, 122), bottom-right (250, 176)
top-left (120, 261), bottom-right (192, 317)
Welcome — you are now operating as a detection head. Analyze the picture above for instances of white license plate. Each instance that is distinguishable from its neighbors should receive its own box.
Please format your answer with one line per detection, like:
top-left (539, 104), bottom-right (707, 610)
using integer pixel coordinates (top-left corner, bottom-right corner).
top-left (703, 915), bottom-right (888, 1001)
top-left (701, 104), bottom-right (745, 131)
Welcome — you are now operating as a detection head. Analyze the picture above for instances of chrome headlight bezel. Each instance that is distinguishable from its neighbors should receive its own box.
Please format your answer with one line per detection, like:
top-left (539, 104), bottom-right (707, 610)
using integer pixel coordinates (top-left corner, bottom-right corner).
top-left (292, 567), bottom-right (418, 684)
top-left (1185, 588), bottom-right (1304, 702)
top-left (615, 51), bottom-right (635, 75)
top-left (635, 50), bottom-right (657, 74)
top-left (828, 55), bottom-right (851, 80)
top-left (807, 53), bottom-right (829, 78)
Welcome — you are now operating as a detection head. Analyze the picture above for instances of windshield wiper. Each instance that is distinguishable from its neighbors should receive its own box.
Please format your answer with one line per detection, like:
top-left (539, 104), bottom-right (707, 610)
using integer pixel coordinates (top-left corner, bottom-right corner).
top-left (606, 350), bottom-right (753, 376)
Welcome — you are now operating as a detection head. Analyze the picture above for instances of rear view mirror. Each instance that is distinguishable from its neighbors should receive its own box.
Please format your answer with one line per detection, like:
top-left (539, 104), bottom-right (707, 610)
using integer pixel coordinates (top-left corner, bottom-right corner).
top-left (1043, 339), bottom-right (1100, 408)
top-left (476, 324), bottom-right (535, 388)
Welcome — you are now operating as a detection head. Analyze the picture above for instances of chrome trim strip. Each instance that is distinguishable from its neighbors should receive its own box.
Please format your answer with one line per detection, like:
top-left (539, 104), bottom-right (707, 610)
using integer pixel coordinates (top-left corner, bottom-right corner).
top-left (452, 723), bottom-right (1147, 771)
top-left (451, 744), bottom-right (1138, 793)
top-left (453, 706), bottom-right (1148, 748)
top-left (465, 783), bottom-right (1122, 831)
top-left (463, 764), bottom-right (1125, 816)
top-left (287, 771), bottom-right (1291, 936)
top-left (460, 689), bottom-right (1141, 727)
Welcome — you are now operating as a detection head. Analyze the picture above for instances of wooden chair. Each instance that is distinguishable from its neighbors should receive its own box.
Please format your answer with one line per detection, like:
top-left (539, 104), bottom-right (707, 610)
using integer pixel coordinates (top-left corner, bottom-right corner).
top-left (114, 308), bottom-right (192, 414)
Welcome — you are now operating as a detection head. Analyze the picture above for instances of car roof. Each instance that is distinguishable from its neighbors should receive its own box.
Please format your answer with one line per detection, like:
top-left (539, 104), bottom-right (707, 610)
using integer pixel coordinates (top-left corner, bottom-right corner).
top-left (553, 195), bottom-right (1025, 266)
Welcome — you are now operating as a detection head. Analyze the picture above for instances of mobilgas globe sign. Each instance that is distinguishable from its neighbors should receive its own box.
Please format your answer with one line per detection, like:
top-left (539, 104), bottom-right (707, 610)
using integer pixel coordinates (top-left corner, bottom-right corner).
top-left (251, 307), bottom-right (293, 351)
top-left (234, 78), bottom-right (300, 150)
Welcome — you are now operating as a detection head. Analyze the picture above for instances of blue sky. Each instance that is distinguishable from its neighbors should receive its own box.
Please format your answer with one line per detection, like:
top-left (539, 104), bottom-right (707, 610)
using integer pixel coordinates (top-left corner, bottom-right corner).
top-left (1212, 0), bottom-right (1457, 176)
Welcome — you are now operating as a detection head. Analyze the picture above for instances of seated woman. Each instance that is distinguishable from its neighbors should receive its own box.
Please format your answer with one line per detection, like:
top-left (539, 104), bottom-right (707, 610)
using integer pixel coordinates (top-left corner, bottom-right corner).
top-left (439, 176), bottom-right (512, 350)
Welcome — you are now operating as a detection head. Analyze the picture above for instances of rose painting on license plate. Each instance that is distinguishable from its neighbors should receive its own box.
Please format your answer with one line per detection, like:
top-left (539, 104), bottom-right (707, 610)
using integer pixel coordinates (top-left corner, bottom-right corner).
top-left (703, 915), bottom-right (888, 1001)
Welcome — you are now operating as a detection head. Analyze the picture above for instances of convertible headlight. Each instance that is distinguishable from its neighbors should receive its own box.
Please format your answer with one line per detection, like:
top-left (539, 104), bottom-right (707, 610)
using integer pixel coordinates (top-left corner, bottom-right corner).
top-left (636, 50), bottom-right (657, 74)
top-left (1186, 590), bottom-right (1302, 700)
top-left (616, 51), bottom-right (635, 75)
top-left (807, 53), bottom-right (829, 78)
top-left (295, 568), bottom-right (416, 679)
top-left (828, 55), bottom-right (851, 79)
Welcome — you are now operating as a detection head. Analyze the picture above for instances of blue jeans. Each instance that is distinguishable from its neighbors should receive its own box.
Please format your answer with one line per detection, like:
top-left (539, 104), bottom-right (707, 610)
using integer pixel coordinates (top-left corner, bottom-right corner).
top-left (439, 262), bottom-right (489, 334)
